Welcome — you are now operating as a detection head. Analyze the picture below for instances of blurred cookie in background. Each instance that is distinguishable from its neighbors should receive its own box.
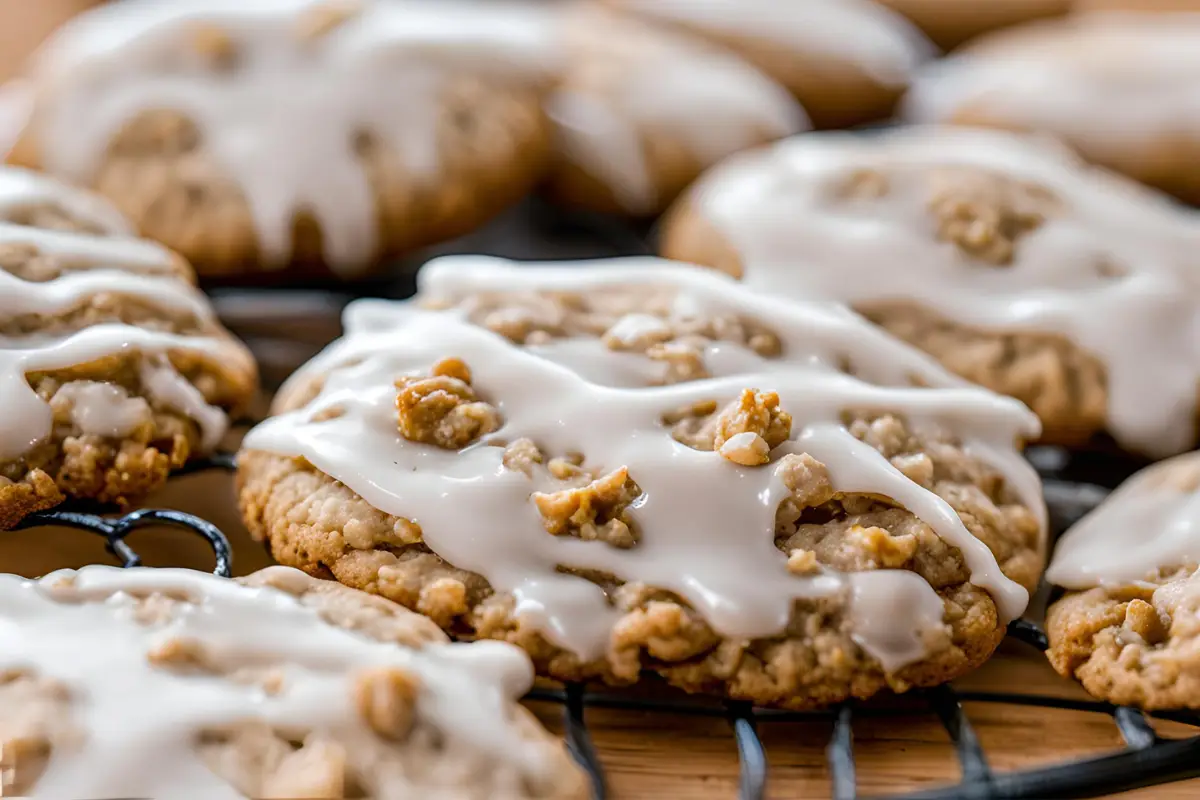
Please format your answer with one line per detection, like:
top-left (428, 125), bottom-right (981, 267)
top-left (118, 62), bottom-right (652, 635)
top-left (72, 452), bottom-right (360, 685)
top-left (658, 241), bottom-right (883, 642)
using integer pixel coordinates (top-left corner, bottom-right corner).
top-left (6, 0), bottom-right (563, 282)
top-left (602, 0), bottom-right (934, 129)
top-left (544, 4), bottom-right (808, 218)
top-left (904, 11), bottom-right (1200, 205)
top-left (660, 125), bottom-right (1200, 459)
top-left (877, 0), bottom-right (1070, 51)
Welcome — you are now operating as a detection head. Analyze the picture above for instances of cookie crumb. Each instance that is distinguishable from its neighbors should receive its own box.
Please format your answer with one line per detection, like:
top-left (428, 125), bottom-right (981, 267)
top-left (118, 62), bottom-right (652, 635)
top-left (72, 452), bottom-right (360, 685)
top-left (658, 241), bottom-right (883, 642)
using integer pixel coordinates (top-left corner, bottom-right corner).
top-left (714, 389), bottom-right (792, 451)
top-left (1122, 598), bottom-right (1167, 646)
top-left (395, 368), bottom-right (501, 450)
top-left (190, 23), bottom-right (237, 71)
top-left (848, 525), bottom-right (917, 569)
top-left (786, 549), bottom-right (820, 575)
top-left (354, 667), bottom-right (419, 742)
top-left (533, 467), bottom-right (640, 548)
top-left (719, 431), bottom-right (771, 466)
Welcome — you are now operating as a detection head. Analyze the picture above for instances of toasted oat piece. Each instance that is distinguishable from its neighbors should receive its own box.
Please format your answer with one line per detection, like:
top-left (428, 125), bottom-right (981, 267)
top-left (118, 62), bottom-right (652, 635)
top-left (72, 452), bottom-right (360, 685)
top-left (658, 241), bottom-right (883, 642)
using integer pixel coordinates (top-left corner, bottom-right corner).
top-left (239, 256), bottom-right (1045, 710)
top-left (1047, 451), bottom-right (1200, 710)
top-left (0, 165), bottom-right (255, 529)
top-left (660, 125), bottom-right (1200, 458)
top-left (0, 564), bottom-right (586, 799)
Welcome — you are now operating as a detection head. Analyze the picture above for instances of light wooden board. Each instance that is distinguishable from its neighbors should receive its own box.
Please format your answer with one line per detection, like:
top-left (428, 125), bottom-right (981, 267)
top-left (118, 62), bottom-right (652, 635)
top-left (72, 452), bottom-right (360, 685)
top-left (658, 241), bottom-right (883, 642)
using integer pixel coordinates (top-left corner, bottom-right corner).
top-left (4, 469), bottom-right (1197, 800)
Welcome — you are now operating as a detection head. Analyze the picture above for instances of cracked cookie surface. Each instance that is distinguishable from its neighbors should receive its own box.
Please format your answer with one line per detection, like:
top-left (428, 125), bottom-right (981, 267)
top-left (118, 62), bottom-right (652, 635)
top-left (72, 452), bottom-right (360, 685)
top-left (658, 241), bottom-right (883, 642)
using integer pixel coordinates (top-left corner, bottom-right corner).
top-left (239, 257), bottom-right (1045, 710)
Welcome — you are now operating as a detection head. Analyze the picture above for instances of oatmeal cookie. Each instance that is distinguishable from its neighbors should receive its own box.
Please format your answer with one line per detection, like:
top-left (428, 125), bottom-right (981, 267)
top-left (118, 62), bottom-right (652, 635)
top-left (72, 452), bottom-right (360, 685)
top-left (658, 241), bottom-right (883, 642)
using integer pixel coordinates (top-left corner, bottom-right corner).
top-left (544, 4), bottom-right (807, 218)
top-left (6, 0), bottom-right (560, 280)
top-left (0, 165), bottom-right (256, 530)
top-left (903, 12), bottom-right (1200, 205)
top-left (0, 564), bottom-right (586, 798)
top-left (238, 256), bottom-right (1045, 710)
top-left (876, 0), bottom-right (1069, 51)
top-left (603, 0), bottom-right (934, 129)
top-left (659, 125), bottom-right (1200, 458)
top-left (1046, 452), bottom-right (1200, 709)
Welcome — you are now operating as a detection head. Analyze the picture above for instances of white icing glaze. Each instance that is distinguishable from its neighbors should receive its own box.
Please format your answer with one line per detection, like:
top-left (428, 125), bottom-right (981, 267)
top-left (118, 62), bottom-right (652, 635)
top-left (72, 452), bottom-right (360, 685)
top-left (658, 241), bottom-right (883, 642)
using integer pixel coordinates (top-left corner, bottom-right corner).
top-left (51, 382), bottom-right (153, 439)
top-left (246, 255), bottom-right (1044, 672)
top-left (904, 13), bottom-right (1200, 149)
top-left (0, 164), bottom-right (132, 235)
top-left (1047, 452), bottom-right (1200, 589)
top-left (682, 125), bottom-right (1200, 457)
top-left (0, 565), bottom-right (560, 799)
top-left (0, 167), bottom-right (244, 462)
top-left (548, 7), bottom-right (807, 214)
top-left (26, 0), bottom-right (562, 275)
top-left (611, 0), bottom-right (934, 86)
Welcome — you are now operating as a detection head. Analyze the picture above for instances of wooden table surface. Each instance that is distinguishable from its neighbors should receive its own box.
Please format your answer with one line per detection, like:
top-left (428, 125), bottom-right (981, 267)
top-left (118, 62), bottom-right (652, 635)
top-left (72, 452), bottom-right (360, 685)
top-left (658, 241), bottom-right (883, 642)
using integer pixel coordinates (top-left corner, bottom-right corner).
top-left (4, 468), bottom-right (1198, 800)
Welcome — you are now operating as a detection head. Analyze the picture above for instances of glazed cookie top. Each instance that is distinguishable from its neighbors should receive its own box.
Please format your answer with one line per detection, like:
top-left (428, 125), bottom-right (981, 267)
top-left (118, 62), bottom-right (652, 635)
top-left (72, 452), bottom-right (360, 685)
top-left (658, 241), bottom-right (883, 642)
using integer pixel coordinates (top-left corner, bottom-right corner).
top-left (549, 5), bottom-right (807, 214)
top-left (13, 0), bottom-right (561, 275)
top-left (903, 12), bottom-right (1200, 147)
top-left (1048, 452), bottom-right (1200, 590)
top-left (0, 166), bottom-right (253, 463)
top-left (674, 126), bottom-right (1200, 457)
top-left (245, 255), bottom-right (1043, 670)
top-left (606, 0), bottom-right (931, 88)
top-left (0, 565), bottom-right (583, 799)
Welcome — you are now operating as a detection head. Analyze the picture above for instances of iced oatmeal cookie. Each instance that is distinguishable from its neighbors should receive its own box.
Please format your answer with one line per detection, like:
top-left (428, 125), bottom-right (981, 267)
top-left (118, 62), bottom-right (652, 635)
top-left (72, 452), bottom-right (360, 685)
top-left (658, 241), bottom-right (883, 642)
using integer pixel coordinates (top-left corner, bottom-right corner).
top-left (0, 564), bottom-right (586, 799)
top-left (602, 0), bottom-right (934, 129)
top-left (660, 126), bottom-right (1200, 458)
top-left (0, 166), bottom-right (255, 530)
top-left (903, 12), bottom-right (1200, 205)
top-left (237, 255), bottom-right (1046, 710)
top-left (6, 0), bottom-right (560, 280)
top-left (544, 4), bottom-right (807, 218)
top-left (1046, 452), bottom-right (1200, 709)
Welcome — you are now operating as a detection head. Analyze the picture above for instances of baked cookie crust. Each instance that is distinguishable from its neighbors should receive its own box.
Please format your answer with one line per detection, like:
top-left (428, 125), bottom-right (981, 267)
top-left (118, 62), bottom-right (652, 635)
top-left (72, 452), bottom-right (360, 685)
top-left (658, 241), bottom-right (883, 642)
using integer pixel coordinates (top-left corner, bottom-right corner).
top-left (239, 257), bottom-right (1045, 710)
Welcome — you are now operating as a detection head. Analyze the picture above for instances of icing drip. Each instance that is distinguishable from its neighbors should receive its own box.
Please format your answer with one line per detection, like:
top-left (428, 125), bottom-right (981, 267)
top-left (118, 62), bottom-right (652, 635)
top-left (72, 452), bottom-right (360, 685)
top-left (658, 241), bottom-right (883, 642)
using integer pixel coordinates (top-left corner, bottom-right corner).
top-left (52, 382), bottom-right (152, 439)
top-left (248, 257), bottom-right (1043, 669)
top-left (28, 0), bottom-right (561, 274)
top-left (0, 167), bottom-right (246, 462)
top-left (611, 0), bottom-right (933, 86)
top-left (904, 12), bottom-right (1200, 149)
top-left (0, 165), bottom-right (132, 234)
top-left (548, 7), bottom-right (807, 214)
top-left (1047, 453), bottom-right (1200, 589)
top-left (0, 325), bottom-right (230, 460)
top-left (0, 565), bottom-right (558, 799)
top-left (684, 126), bottom-right (1200, 457)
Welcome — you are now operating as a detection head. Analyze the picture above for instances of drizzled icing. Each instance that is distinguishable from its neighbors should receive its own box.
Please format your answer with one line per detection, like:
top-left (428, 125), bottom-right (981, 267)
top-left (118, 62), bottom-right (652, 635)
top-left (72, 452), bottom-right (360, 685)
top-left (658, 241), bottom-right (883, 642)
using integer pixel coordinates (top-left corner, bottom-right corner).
top-left (610, 0), bottom-right (933, 86)
top-left (0, 167), bottom-right (246, 461)
top-left (680, 126), bottom-right (1200, 457)
top-left (246, 255), bottom-right (1043, 670)
top-left (0, 565), bottom-right (562, 799)
top-left (24, 0), bottom-right (562, 274)
top-left (1047, 452), bottom-right (1200, 589)
top-left (548, 6), bottom-right (807, 214)
top-left (903, 12), bottom-right (1200, 149)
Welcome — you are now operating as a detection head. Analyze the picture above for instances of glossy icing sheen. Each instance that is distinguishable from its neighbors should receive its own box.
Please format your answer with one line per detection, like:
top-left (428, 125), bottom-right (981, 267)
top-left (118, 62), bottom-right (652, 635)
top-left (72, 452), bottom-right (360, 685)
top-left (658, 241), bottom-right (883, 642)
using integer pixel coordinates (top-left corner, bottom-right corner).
top-left (0, 565), bottom-right (556, 799)
top-left (0, 168), bottom-right (242, 460)
top-left (684, 126), bottom-right (1200, 457)
top-left (904, 12), bottom-right (1200, 147)
top-left (1047, 452), bottom-right (1200, 589)
top-left (613, 0), bottom-right (933, 86)
top-left (245, 255), bottom-right (1043, 672)
top-left (25, 0), bottom-right (561, 274)
top-left (549, 7), bottom-right (807, 214)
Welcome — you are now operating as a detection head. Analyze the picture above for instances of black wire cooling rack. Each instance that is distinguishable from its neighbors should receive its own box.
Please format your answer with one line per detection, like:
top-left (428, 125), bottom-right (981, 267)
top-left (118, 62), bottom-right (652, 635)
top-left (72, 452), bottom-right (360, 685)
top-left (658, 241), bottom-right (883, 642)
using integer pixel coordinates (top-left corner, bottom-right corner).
top-left (12, 203), bottom-right (1199, 799)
